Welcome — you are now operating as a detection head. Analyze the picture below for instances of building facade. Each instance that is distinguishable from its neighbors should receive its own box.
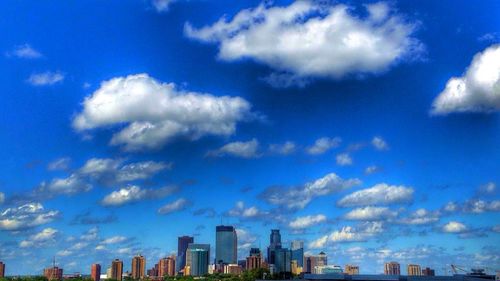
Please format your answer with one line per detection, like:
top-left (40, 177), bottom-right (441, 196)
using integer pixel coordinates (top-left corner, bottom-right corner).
top-left (344, 265), bottom-right (359, 275)
top-left (131, 255), bottom-right (146, 279)
top-left (267, 229), bottom-right (282, 265)
top-left (274, 248), bottom-right (291, 274)
top-left (422, 267), bottom-right (435, 276)
top-left (158, 256), bottom-right (176, 277)
top-left (216, 225), bottom-right (237, 264)
top-left (177, 236), bottom-right (194, 273)
top-left (223, 264), bottom-right (243, 275)
top-left (91, 264), bottom-right (101, 281)
top-left (44, 267), bottom-right (63, 281)
top-left (407, 264), bottom-right (422, 276)
top-left (186, 244), bottom-right (210, 276)
top-left (0, 262), bottom-right (4, 278)
top-left (384, 262), bottom-right (401, 275)
top-left (291, 240), bottom-right (304, 268)
top-left (111, 259), bottom-right (123, 281)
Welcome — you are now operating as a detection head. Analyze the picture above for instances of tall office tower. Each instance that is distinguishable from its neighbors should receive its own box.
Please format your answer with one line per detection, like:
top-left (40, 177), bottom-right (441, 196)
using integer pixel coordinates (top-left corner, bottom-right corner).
top-left (407, 264), bottom-right (422, 276)
top-left (111, 259), bottom-right (123, 281)
top-left (215, 225), bottom-right (238, 264)
top-left (246, 255), bottom-right (262, 270)
top-left (274, 248), bottom-right (291, 274)
top-left (422, 267), bottom-right (435, 276)
top-left (158, 256), bottom-right (176, 277)
top-left (250, 248), bottom-right (261, 256)
top-left (177, 236), bottom-right (194, 273)
top-left (0, 261), bottom-right (4, 278)
top-left (131, 255), bottom-right (146, 279)
top-left (317, 252), bottom-right (327, 266)
top-left (384, 262), bottom-right (400, 275)
top-left (290, 241), bottom-right (304, 268)
top-left (267, 229), bottom-right (282, 264)
top-left (186, 244), bottom-right (210, 276)
top-left (344, 265), bottom-right (359, 275)
top-left (91, 264), bottom-right (101, 281)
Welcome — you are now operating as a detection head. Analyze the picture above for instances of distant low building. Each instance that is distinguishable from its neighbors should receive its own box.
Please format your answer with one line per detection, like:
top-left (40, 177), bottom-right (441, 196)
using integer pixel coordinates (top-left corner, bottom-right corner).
top-left (345, 265), bottom-right (359, 275)
top-left (407, 264), bottom-right (422, 276)
top-left (224, 264), bottom-right (243, 275)
top-left (44, 266), bottom-right (63, 281)
top-left (422, 267), bottom-right (435, 276)
top-left (314, 265), bottom-right (342, 274)
top-left (0, 261), bottom-right (5, 278)
top-left (384, 262), bottom-right (400, 275)
top-left (91, 264), bottom-right (101, 281)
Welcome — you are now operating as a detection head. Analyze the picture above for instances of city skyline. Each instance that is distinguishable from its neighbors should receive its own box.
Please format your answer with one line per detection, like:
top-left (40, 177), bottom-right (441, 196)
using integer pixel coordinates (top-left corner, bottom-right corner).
top-left (0, 0), bottom-right (499, 277)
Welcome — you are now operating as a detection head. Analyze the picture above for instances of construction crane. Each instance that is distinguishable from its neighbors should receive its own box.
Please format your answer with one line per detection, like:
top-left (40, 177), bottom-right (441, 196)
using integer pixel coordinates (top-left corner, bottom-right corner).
top-left (451, 264), bottom-right (469, 275)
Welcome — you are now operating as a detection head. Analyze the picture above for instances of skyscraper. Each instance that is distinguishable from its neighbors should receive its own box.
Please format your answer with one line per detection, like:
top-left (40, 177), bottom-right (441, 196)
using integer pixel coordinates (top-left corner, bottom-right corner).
top-left (186, 244), bottom-right (210, 276)
top-left (131, 255), bottom-right (146, 279)
top-left (215, 225), bottom-right (237, 264)
top-left (158, 256), bottom-right (176, 277)
top-left (177, 236), bottom-right (194, 273)
top-left (304, 252), bottom-right (327, 274)
top-left (91, 264), bottom-right (101, 281)
top-left (290, 240), bottom-right (304, 268)
top-left (111, 259), bottom-right (123, 281)
top-left (0, 262), bottom-right (5, 278)
top-left (274, 248), bottom-right (291, 274)
top-left (384, 262), bottom-right (400, 275)
top-left (407, 264), bottom-right (422, 276)
top-left (267, 229), bottom-right (282, 265)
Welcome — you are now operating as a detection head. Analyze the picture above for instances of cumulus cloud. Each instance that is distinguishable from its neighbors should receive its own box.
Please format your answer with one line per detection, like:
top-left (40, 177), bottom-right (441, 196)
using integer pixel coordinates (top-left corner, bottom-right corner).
top-left (27, 71), bottom-right (64, 86)
top-left (337, 183), bottom-right (414, 207)
top-left (364, 165), bottom-right (381, 175)
top-left (442, 221), bottom-right (467, 233)
top-left (0, 192), bottom-right (4, 205)
top-left (101, 185), bottom-right (178, 206)
top-left (306, 137), bottom-right (341, 155)
top-left (309, 222), bottom-right (383, 248)
top-left (206, 139), bottom-right (261, 158)
top-left (73, 74), bottom-right (255, 151)
top-left (431, 44), bottom-right (500, 114)
top-left (260, 173), bottom-right (361, 210)
top-left (37, 174), bottom-right (92, 196)
top-left (0, 203), bottom-right (59, 231)
top-left (477, 182), bottom-right (496, 195)
top-left (158, 198), bottom-right (191, 214)
top-left (227, 201), bottom-right (269, 220)
top-left (6, 44), bottom-right (43, 59)
top-left (185, 1), bottom-right (422, 85)
top-left (371, 136), bottom-right (389, 150)
top-left (47, 157), bottom-right (71, 171)
top-left (443, 199), bottom-right (500, 214)
top-left (20, 228), bottom-right (58, 248)
top-left (268, 141), bottom-right (296, 155)
top-left (344, 206), bottom-right (397, 221)
top-left (398, 208), bottom-right (440, 225)
top-left (102, 236), bottom-right (127, 244)
top-left (151, 0), bottom-right (174, 12)
top-left (289, 214), bottom-right (327, 229)
top-left (336, 153), bottom-right (353, 166)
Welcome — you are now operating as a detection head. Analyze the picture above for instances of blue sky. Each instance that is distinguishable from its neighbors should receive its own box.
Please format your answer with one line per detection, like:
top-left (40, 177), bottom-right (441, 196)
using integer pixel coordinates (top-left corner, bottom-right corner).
top-left (1, 0), bottom-right (499, 276)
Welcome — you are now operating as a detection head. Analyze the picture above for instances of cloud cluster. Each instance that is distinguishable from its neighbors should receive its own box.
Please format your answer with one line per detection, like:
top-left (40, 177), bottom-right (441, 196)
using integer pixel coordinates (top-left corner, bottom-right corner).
top-left (306, 137), bottom-right (341, 155)
top-left (27, 71), bottom-right (64, 86)
top-left (268, 141), bottom-right (296, 155)
top-left (442, 221), bottom-right (468, 233)
top-left (289, 214), bottom-right (327, 229)
top-left (309, 222), bottom-right (383, 248)
top-left (73, 74), bottom-right (255, 151)
top-left (158, 198), bottom-right (191, 214)
top-left (186, 1), bottom-right (422, 86)
top-left (0, 203), bottom-right (59, 231)
top-left (371, 136), bottom-right (389, 150)
top-left (398, 208), bottom-right (440, 225)
top-left (337, 183), bottom-right (414, 207)
top-left (260, 173), bottom-right (361, 210)
top-left (227, 201), bottom-right (269, 220)
top-left (431, 44), bottom-right (500, 114)
top-left (101, 185), bottom-right (178, 206)
top-left (336, 153), bottom-right (353, 166)
top-left (207, 139), bottom-right (261, 158)
top-left (344, 206), bottom-right (397, 221)
top-left (20, 228), bottom-right (58, 248)
top-left (6, 44), bottom-right (43, 59)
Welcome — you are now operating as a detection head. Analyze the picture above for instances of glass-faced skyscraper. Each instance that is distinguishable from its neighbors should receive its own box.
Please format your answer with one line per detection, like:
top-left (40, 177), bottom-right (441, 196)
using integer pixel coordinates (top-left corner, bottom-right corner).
top-left (291, 240), bottom-right (304, 267)
top-left (267, 229), bottom-right (282, 264)
top-left (177, 236), bottom-right (194, 273)
top-left (186, 244), bottom-right (210, 276)
top-left (215, 225), bottom-right (237, 264)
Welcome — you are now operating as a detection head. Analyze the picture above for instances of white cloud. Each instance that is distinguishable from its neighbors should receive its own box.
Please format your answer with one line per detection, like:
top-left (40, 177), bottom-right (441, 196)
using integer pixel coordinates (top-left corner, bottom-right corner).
top-left (20, 228), bottom-right (58, 248)
top-left (442, 221), bottom-right (467, 233)
top-left (289, 214), bottom-right (327, 229)
top-left (306, 137), bottom-right (341, 155)
top-left (37, 174), bottom-right (92, 196)
top-left (364, 165), bottom-right (380, 175)
top-left (268, 141), bottom-right (296, 155)
top-left (443, 199), bottom-right (500, 214)
top-left (260, 173), bottom-right (361, 210)
top-left (151, 0), bottom-right (173, 12)
top-left (337, 183), bottom-right (414, 207)
top-left (227, 201), bottom-right (269, 220)
top-left (478, 182), bottom-right (496, 195)
top-left (344, 206), bottom-right (397, 221)
top-left (185, 1), bottom-right (422, 84)
top-left (308, 235), bottom-right (329, 249)
top-left (102, 236), bottom-right (127, 244)
top-left (431, 44), bottom-right (500, 114)
top-left (309, 222), bottom-right (383, 248)
top-left (0, 203), bottom-right (59, 231)
top-left (399, 208), bottom-right (440, 225)
top-left (27, 71), bottom-right (64, 86)
top-left (47, 157), bottom-right (71, 171)
top-left (158, 198), bottom-right (190, 214)
top-left (0, 192), bottom-right (4, 205)
top-left (207, 139), bottom-right (260, 158)
top-left (371, 136), bottom-right (389, 150)
top-left (336, 153), bottom-right (353, 166)
top-left (7, 44), bottom-right (43, 59)
top-left (101, 185), bottom-right (178, 206)
top-left (73, 74), bottom-right (255, 151)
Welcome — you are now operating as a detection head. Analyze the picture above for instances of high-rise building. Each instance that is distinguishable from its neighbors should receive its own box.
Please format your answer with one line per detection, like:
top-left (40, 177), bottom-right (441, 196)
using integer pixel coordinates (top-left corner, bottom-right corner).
top-left (304, 253), bottom-right (327, 274)
top-left (267, 229), bottom-right (282, 265)
top-left (111, 259), bottom-right (123, 281)
top-left (44, 267), bottom-right (63, 281)
top-left (91, 264), bottom-right (101, 281)
top-left (274, 248), bottom-right (291, 274)
top-left (422, 267), bottom-right (435, 276)
top-left (408, 264), bottom-right (422, 276)
top-left (246, 255), bottom-right (262, 270)
top-left (158, 256), bottom-right (176, 277)
top-left (0, 262), bottom-right (5, 278)
top-left (291, 241), bottom-right (304, 268)
top-left (344, 265), bottom-right (359, 275)
top-left (384, 262), bottom-right (400, 275)
top-left (186, 244), bottom-right (210, 276)
top-left (291, 260), bottom-right (303, 275)
top-left (216, 225), bottom-right (237, 264)
top-left (177, 236), bottom-right (194, 273)
top-left (250, 248), bottom-right (261, 256)
top-left (131, 255), bottom-right (146, 279)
